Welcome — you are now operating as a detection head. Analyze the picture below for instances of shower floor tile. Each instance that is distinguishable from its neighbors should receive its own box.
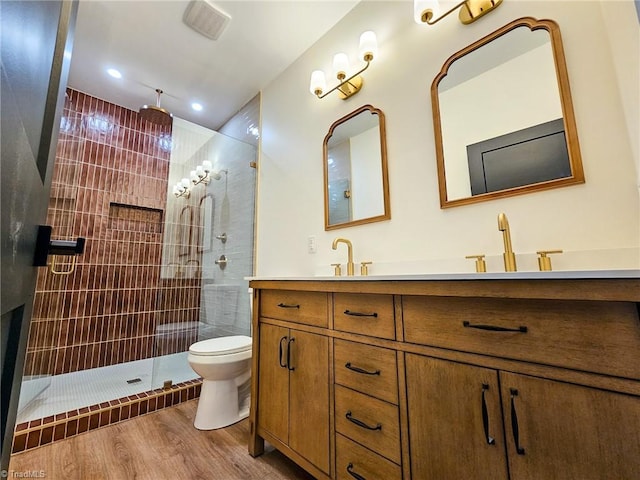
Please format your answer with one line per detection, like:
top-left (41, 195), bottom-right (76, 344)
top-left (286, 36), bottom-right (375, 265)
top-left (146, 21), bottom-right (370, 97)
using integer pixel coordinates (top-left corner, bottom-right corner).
top-left (17, 352), bottom-right (198, 424)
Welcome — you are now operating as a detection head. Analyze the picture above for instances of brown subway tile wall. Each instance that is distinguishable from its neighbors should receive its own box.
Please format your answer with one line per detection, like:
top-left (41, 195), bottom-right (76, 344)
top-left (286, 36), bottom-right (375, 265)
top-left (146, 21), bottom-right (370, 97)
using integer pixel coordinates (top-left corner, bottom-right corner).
top-left (24, 89), bottom-right (201, 377)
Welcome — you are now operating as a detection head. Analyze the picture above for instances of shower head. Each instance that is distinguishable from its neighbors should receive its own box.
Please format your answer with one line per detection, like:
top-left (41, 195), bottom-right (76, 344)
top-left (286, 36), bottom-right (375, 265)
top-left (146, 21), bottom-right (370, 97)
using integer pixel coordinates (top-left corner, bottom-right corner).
top-left (139, 88), bottom-right (173, 126)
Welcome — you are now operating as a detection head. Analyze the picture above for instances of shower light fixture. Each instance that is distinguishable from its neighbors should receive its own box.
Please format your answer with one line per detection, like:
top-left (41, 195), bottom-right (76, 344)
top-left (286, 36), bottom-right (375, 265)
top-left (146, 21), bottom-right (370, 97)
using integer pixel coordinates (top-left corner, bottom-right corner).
top-left (309, 31), bottom-right (377, 100)
top-left (173, 178), bottom-right (191, 198)
top-left (414, 0), bottom-right (502, 25)
top-left (190, 160), bottom-right (213, 186)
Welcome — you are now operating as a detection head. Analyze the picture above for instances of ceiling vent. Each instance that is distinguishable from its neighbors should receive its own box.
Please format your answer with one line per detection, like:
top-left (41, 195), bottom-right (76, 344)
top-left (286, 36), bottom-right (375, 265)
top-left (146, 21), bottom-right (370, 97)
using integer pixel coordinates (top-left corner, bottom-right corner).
top-left (183, 0), bottom-right (231, 40)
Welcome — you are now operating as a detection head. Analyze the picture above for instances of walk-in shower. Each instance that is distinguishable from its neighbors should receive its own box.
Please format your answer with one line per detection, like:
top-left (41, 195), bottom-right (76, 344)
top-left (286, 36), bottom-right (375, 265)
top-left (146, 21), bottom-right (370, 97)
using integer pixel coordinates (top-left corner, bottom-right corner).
top-left (13, 90), bottom-right (256, 453)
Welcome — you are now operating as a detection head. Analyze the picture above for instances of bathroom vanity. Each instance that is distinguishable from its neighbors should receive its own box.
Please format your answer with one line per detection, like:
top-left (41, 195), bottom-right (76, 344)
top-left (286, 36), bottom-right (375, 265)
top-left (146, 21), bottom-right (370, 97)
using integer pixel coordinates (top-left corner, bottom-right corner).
top-left (247, 272), bottom-right (640, 479)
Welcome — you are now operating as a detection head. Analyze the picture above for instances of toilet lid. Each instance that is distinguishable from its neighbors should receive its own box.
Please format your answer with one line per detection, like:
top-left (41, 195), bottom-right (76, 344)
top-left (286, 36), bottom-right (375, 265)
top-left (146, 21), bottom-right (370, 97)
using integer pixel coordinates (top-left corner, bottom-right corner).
top-left (189, 335), bottom-right (252, 356)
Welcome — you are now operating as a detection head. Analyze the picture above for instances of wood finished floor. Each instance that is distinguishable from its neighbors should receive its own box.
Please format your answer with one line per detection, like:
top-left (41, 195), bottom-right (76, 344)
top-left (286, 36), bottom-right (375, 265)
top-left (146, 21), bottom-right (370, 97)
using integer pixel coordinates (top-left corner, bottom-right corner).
top-left (9, 400), bottom-right (316, 480)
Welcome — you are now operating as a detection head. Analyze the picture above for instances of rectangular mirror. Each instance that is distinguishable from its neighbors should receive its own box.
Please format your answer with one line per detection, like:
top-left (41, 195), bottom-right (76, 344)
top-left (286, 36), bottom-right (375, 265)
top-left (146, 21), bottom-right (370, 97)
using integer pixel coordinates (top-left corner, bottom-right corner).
top-left (323, 104), bottom-right (390, 230)
top-left (432, 17), bottom-right (584, 208)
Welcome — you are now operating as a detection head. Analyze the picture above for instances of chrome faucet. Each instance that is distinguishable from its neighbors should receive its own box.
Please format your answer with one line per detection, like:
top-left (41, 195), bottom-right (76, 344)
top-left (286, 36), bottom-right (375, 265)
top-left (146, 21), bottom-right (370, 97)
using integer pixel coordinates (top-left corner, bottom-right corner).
top-left (332, 237), bottom-right (355, 276)
top-left (497, 213), bottom-right (517, 272)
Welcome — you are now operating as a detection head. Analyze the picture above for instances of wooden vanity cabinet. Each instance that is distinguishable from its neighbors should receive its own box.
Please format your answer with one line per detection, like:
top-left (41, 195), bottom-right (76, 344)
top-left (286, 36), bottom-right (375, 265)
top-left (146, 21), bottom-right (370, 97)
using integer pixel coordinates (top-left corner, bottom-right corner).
top-left (404, 294), bottom-right (640, 479)
top-left (405, 355), bottom-right (508, 480)
top-left (252, 290), bottom-right (331, 478)
top-left (249, 278), bottom-right (640, 480)
top-left (333, 294), bottom-right (402, 480)
top-left (406, 354), bottom-right (640, 479)
top-left (500, 372), bottom-right (640, 480)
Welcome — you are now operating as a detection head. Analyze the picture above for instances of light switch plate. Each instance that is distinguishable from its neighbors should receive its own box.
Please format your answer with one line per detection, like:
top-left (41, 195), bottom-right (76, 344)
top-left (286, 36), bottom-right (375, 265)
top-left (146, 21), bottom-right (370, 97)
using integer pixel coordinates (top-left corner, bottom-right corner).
top-left (308, 235), bottom-right (317, 254)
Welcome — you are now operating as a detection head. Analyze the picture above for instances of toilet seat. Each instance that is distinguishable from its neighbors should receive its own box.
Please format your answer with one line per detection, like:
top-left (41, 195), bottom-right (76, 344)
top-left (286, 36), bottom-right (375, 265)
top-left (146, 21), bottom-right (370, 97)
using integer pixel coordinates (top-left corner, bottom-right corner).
top-left (189, 335), bottom-right (252, 356)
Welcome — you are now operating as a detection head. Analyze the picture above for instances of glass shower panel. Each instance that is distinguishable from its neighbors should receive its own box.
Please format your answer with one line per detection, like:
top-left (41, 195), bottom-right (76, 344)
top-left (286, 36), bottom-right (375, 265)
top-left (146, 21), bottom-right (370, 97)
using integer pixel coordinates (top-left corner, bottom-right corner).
top-left (152, 119), bottom-right (256, 390)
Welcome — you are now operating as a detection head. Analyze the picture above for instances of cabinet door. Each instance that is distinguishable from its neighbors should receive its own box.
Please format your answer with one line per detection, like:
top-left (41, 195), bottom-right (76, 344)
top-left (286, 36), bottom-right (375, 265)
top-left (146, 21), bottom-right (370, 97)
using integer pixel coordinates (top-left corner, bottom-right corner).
top-left (406, 354), bottom-right (508, 480)
top-left (257, 323), bottom-right (289, 444)
top-left (289, 330), bottom-right (330, 474)
top-left (501, 372), bottom-right (640, 479)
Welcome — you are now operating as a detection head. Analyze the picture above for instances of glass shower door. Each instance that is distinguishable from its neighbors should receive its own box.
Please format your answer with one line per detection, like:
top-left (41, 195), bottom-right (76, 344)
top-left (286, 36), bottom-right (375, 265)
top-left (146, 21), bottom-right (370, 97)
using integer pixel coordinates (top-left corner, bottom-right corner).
top-left (152, 119), bottom-right (256, 390)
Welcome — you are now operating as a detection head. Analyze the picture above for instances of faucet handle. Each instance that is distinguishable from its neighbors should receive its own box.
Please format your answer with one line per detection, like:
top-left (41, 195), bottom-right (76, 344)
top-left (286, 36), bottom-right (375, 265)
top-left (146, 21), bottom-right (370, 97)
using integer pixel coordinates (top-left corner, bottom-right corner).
top-left (465, 254), bottom-right (487, 273)
top-left (536, 250), bottom-right (563, 271)
top-left (360, 261), bottom-right (372, 276)
top-left (331, 263), bottom-right (342, 277)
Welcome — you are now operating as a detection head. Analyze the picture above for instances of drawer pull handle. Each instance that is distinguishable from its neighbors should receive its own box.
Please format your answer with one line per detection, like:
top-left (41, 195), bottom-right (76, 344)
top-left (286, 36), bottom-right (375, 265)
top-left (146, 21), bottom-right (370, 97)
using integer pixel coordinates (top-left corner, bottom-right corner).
top-left (346, 463), bottom-right (366, 480)
top-left (277, 303), bottom-right (300, 309)
top-left (463, 321), bottom-right (527, 333)
top-left (481, 384), bottom-right (496, 445)
top-left (510, 388), bottom-right (526, 455)
top-left (344, 310), bottom-right (378, 318)
top-left (287, 338), bottom-right (295, 371)
top-left (345, 362), bottom-right (381, 376)
top-left (346, 411), bottom-right (382, 431)
top-left (278, 336), bottom-right (288, 368)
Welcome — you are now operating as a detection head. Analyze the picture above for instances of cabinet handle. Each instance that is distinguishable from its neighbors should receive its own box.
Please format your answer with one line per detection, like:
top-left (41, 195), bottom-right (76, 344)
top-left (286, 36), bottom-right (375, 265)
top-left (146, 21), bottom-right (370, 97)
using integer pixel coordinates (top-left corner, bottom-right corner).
top-left (344, 310), bottom-right (378, 318)
top-left (345, 411), bottom-right (382, 431)
top-left (286, 337), bottom-right (295, 371)
top-left (277, 303), bottom-right (300, 309)
top-left (346, 463), bottom-right (366, 480)
top-left (510, 388), bottom-right (526, 455)
top-left (481, 384), bottom-right (496, 445)
top-left (345, 362), bottom-right (381, 376)
top-left (463, 321), bottom-right (527, 333)
top-left (278, 336), bottom-right (288, 368)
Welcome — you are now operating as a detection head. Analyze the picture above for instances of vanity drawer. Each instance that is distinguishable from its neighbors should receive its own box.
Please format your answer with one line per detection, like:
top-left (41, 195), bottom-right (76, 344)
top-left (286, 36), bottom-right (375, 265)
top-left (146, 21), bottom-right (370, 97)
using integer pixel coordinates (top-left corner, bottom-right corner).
top-left (403, 296), bottom-right (640, 380)
top-left (260, 290), bottom-right (328, 327)
top-left (335, 384), bottom-right (401, 464)
top-left (334, 339), bottom-right (398, 405)
top-left (336, 433), bottom-right (401, 480)
top-left (334, 293), bottom-right (395, 339)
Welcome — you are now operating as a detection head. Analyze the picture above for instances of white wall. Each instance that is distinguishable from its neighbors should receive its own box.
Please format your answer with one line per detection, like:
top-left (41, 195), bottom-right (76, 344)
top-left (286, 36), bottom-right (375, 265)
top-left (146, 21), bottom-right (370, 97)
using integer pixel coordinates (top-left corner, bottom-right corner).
top-left (257, 0), bottom-right (640, 276)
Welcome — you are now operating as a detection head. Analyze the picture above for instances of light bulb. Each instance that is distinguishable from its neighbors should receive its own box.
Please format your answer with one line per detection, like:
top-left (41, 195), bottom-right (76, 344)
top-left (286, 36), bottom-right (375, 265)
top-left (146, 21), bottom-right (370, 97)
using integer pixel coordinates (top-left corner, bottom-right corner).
top-left (333, 53), bottom-right (350, 79)
top-left (202, 160), bottom-right (212, 172)
top-left (309, 70), bottom-right (326, 96)
top-left (181, 178), bottom-right (190, 189)
top-left (359, 31), bottom-right (378, 62)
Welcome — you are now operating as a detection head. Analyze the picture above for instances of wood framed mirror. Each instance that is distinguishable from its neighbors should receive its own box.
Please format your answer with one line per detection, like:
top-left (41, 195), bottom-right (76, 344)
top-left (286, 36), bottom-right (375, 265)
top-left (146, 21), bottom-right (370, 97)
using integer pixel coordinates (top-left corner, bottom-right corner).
top-left (432, 17), bottom-right (584, 208)
top-left (323, 104), bottom-right (390, 230)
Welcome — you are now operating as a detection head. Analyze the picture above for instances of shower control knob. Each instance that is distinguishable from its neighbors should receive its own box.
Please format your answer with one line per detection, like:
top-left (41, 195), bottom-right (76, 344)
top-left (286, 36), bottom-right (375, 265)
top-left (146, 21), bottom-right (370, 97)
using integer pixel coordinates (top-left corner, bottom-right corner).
top-left (215, 255), bottom-right (228, 270)
top-left (215, 233), bottom-right (227, 243)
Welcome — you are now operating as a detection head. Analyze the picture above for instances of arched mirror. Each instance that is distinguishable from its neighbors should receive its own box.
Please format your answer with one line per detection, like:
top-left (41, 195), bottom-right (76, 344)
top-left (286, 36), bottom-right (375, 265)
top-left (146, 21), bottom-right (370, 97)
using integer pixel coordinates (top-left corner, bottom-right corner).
top-left (432, 17), bottom-right (584, 208)
top-left (323, 104), bottom-right (390, 230)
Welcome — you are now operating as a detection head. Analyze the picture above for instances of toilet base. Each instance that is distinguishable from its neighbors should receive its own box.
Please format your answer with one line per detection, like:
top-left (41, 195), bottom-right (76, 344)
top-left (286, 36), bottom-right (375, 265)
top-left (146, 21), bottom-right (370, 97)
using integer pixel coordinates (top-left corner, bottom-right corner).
top-left (193, 375), bottom-right (250, 430)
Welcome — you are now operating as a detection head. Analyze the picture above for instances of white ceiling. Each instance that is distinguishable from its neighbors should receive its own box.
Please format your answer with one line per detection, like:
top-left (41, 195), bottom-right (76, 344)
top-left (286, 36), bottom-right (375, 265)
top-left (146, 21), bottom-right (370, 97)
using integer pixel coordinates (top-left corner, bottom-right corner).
top-left (68, 0), bottom-right (359, 131)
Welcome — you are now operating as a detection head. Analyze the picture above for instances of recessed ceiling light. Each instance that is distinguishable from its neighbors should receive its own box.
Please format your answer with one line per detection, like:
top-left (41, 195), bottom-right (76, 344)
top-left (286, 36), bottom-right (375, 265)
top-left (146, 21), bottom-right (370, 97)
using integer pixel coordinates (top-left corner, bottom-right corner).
top-left (191, 102), bottom-right (203, 112)
top-left (107, 68), bottom-right (122, 79)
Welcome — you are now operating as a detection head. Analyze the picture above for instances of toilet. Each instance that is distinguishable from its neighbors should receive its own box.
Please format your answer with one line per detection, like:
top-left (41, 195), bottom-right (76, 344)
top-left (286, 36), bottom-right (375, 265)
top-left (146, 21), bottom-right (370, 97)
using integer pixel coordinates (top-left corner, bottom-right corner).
top-left (155, 283), bottom-right (253, 430)
top-left (188, 334), bottom-right (252, 430)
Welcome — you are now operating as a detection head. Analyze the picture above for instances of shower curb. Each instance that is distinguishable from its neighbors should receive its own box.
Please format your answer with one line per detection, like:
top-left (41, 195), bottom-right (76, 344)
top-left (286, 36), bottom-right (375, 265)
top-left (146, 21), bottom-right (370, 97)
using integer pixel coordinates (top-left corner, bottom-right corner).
top-left (11, 378), bottom-right (202, 455)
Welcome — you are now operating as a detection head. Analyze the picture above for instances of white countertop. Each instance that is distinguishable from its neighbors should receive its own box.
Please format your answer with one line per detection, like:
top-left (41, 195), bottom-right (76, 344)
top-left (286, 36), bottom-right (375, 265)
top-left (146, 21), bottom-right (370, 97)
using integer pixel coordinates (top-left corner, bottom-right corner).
top-left (248, 269), bottom-right (640, 282)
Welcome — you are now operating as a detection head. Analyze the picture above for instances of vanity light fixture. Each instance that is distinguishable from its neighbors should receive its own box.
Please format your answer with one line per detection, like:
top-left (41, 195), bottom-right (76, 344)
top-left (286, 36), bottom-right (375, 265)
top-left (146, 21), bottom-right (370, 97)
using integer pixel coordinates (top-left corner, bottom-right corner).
top-left (309, 31), bottom-right (378, 100)
top-left (173, 178), bottom-right (191, 199)
top-left (414, 0), bottom-right (502, 25)
top-left (190, 160), bottom-right (213, 186)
